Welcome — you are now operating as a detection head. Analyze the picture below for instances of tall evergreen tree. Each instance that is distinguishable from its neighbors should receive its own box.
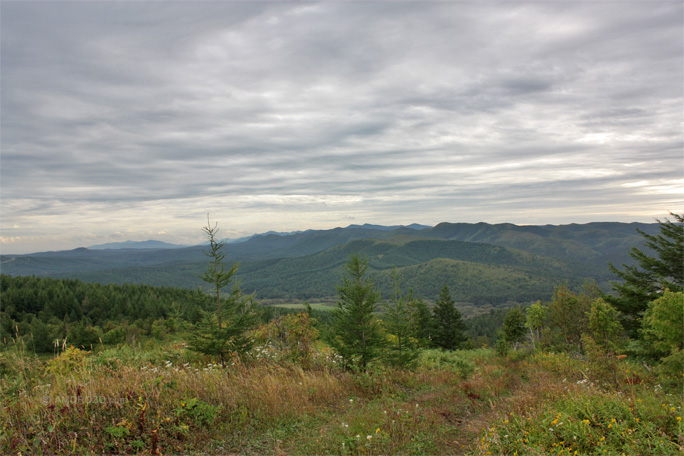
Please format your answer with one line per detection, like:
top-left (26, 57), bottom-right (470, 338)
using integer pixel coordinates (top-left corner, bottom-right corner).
top-left (329, 254), bottom-right (384, 371)
top-left (408, 290), bottom-right (433, 347)
top-left (431, 285), bottom-right (467, 350)
top-left (606, 213), bottom-right (683, 336)
top-left (190, 216), bottom-right (259, 367)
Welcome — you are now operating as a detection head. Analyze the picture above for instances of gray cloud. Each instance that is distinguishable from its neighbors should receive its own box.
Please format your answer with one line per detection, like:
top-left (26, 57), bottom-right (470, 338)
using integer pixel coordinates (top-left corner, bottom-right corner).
top-left (1, 1), bottom-right (682, 253)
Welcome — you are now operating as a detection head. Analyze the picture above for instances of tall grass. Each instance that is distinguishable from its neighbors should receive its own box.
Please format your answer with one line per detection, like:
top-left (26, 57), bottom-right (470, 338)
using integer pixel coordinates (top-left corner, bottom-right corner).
top-left (2, 342), bottom-right (682, 455)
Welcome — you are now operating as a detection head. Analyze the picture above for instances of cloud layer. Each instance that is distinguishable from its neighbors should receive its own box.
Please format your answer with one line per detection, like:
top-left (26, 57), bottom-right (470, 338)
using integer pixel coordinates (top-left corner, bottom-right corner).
top-left (1, 1), bottom-right (682, 253)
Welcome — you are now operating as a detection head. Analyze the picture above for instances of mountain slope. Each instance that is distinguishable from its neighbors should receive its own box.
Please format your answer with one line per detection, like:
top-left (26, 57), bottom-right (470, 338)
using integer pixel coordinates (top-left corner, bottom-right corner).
top-left (0, 221), bottom-right (657, 307)
top-left (89, 240), bottom-right (186, 250)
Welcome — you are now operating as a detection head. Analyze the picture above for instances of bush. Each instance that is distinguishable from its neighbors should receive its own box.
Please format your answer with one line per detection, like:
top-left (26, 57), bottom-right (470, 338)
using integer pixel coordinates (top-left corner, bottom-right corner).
top-left (418, 349), bottom-right (475, 379)
top-left (102, 326), bottom-right (127, 345)
top-left (46, 346), bottom-right (89, 375)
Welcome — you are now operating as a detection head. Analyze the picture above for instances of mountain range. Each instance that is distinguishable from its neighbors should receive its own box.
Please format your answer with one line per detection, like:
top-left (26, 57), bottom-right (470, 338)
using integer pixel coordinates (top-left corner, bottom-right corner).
top-left (0, 221), bottom-right (657, 314)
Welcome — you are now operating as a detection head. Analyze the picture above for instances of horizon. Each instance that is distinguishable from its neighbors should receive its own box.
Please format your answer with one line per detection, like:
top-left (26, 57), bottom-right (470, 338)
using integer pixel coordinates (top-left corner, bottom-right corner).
top-left (2, 2), bottom-right (682, 256)
top-left (0, 217), bottom-right (667, 256)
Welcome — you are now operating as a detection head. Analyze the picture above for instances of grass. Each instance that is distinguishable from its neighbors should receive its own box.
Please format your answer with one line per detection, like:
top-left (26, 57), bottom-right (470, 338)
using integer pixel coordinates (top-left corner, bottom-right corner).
top-left (2, 341), bottom-right (682, 455)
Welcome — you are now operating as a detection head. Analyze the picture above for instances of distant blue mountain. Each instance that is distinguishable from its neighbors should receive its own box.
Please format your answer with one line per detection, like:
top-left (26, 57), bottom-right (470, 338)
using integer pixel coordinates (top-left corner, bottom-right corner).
top-left (88, 240), bottom-right (186, 250)
top-left (346, 223), bottom-right (431, 231)
top-left (226, 229), bottom-right (304, 243)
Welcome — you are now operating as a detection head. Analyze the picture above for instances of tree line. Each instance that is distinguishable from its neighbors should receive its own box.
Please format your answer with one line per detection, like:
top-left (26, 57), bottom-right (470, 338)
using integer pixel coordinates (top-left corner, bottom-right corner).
top-left (495, 213), bottom-right (682, 387)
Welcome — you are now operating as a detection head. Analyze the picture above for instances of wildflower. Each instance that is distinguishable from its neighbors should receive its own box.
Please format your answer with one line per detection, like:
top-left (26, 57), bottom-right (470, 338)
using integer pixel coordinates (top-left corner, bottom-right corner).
top-left (376, 428), bottom-right (380, 433)
top-left (367, 435), bottom-right (372, 440)
top-left (677, 417), bottom-right (682, 421)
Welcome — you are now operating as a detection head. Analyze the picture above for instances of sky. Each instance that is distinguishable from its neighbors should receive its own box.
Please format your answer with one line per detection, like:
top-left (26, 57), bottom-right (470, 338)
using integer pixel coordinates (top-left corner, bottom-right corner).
top-left (1, 1), bottom-right (682, 254)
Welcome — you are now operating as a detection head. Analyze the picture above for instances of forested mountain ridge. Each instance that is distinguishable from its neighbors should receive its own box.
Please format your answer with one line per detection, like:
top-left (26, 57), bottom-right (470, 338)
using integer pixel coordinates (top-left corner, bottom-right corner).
top-left (0, 221), bottom-right (659, 306)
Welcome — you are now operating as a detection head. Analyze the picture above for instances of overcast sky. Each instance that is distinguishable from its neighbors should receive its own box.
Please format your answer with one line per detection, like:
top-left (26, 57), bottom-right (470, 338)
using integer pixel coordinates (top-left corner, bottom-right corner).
top-left (1, 1), bottom-right (682, 254)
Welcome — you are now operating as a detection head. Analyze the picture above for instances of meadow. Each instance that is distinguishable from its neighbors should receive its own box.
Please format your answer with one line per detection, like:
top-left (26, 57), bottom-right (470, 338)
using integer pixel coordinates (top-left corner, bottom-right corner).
top-left (2, 338), bottom-right (681, 455)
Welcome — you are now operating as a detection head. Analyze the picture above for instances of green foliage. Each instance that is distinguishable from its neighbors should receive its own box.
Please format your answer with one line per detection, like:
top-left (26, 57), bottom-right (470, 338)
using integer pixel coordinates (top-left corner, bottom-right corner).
top-left (45, 346), bottom-right (89, 375)
top-left (189, 217), bottom-right (259, 366)
top-left (200, 216), bottom-right (239, 329)
top-left (189, 304), bottom-right (259, 365)
top-left (643, 290), bottom-right (684, 353)
top-left (479, 385), bottom-right (683, 455)
top-left (329, 254), bottom-right (385, 371)
top-left (431, 285), bottom-right (467, 350)
top-left (547, 283), bottom-right (597, 351)
top-left (526, 300), bottom-right (548, 351)
top-left (407, 292), bottom-right (433, 346)
top-left (642, 290), bottom-right (684, 388)
top-left (255, 312), bottom-right (320, 367)
top-left (607, 213), bottom-right (683, 336)
top-left (0, 274), bottom-right (212, 349)
top-left (418, 349), bottom-right (476, 378)
top-left (587, 298), bottom-right (623, 350)
top-left (381, 271), bottom-right (420, 368)
top-left (101, 324), bottom-right (126, 345)
top-left (500, 307), bottom-right (527, 347)
top-left (67, 323), bottom-right (102, 350)
top-left (581, 334), bottom-right (621, 386)
top-left (27, 317), bottom-right (54, 353)
top-left (175, 397), bottom-right (221, 426)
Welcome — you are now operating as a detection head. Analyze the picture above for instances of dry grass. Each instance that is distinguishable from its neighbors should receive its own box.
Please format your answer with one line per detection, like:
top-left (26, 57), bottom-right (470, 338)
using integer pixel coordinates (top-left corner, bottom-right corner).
top-left (2, 344), bottom-right (681, 455)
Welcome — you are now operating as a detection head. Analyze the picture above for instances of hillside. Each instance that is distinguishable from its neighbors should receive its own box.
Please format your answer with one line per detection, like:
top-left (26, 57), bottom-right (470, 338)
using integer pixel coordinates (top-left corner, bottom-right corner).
top-left (0, 221), bottom-right (657, 307)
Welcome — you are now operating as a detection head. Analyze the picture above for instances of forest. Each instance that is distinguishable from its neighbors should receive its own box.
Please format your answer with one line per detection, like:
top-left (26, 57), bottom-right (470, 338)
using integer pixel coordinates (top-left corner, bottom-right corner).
top-left (1, 215), bottom-right (682, 455)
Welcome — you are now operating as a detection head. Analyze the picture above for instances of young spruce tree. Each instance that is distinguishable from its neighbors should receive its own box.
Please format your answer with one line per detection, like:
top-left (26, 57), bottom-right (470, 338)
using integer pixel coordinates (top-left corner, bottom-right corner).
top-left (432, 285), bottom-right (468, 350)
top-left (382, 270), bottom-right (420, 368)
top-left (329, 254), bottom-right (384, 371)
top-left (190, 216), bottom-right (258, 367)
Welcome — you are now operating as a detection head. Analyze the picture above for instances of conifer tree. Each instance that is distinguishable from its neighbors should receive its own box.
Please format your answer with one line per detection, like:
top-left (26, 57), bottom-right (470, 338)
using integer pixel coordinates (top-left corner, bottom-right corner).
top-left (329, 254), bottom-right (384, 371)
top-left (408, 290), bottom-right (433, 346)
top-left (431, 285), bottom-right (467, 350)
top-left (607, 213), bottom-right (683, 336)
top-left (190, 216), bottom-right (258, 367)
top-left (382, 270), bottom-right (420, 368)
